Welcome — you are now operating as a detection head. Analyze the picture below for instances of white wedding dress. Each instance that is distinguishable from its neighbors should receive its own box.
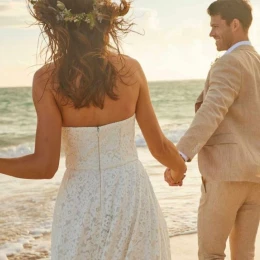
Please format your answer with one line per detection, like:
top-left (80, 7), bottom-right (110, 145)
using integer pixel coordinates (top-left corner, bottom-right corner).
top-left (51, 115), bottom-right (171, 260)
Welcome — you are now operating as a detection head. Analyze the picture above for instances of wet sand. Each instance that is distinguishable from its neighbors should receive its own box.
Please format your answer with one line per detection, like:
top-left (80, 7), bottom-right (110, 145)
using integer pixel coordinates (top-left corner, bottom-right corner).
top-left (170, 232), bottom-right (260, 259)
top-left (2, 232), bottom-right (260, 259)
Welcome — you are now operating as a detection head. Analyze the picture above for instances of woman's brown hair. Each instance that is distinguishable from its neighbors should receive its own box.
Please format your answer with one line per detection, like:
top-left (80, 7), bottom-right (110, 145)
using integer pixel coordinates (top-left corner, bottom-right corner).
top-left (28, 0), bottom-right (133, 109)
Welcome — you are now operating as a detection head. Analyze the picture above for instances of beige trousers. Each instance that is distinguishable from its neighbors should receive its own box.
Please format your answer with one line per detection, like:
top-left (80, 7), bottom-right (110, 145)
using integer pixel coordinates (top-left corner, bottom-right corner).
top-left (198, 180), bottom-right (260, 260)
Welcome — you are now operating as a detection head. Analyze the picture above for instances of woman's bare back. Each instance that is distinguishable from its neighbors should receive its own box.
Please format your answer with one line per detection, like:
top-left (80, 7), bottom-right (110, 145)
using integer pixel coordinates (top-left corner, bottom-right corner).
top-left (55, 54), bottom-right (141, 127)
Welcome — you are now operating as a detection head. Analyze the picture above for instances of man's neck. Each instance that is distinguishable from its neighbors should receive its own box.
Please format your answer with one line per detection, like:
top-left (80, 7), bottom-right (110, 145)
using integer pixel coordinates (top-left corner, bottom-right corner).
top-left (225, 40), bottom-right (251, 55)
top-left (230, 36), bottom-right (250, 47)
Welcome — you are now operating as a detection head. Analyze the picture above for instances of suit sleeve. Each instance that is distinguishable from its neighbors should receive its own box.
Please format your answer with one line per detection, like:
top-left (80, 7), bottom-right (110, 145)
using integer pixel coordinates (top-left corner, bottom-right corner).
top-left (177, 58), bottom-right (241, 161)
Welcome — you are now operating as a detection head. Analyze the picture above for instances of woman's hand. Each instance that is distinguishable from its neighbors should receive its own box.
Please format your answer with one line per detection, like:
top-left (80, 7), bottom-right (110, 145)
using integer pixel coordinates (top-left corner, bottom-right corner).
top-left (164, 168), bottom-right (186, 187)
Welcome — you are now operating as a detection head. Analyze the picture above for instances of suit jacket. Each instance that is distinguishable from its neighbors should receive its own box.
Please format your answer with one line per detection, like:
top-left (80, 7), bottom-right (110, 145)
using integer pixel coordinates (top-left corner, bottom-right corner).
top-left (177, 45), bottom-right (260, 183)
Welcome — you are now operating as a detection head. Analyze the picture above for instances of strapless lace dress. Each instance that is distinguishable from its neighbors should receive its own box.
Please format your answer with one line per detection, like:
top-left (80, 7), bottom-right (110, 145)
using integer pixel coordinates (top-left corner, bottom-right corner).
top-left (51, 115), bottom-right (171, 260)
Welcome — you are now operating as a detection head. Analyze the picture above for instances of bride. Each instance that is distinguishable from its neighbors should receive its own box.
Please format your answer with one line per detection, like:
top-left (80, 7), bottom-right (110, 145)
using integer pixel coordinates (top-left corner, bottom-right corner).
top-left (0, 0), bottom-right (186, 259)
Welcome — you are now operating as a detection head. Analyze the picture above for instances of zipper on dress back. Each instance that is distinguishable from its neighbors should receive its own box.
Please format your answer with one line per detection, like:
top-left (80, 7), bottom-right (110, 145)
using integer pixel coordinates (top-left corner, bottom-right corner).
top-left (97, 127), bottom-right (103, 214)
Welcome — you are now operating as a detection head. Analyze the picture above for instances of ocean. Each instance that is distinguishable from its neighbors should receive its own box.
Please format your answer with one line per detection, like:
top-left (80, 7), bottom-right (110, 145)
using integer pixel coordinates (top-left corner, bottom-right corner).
top-left (0, 80), bottom-right (203, 259)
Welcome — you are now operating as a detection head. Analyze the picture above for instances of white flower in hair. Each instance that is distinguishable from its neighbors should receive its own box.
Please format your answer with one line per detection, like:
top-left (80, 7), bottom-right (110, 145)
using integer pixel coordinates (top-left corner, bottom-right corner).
top-left (96, 14), bottom-right (103, 23)
top-left (95, 0), bottom-right (106, 6)
top-left (57, 1), bottom-right (66, 11)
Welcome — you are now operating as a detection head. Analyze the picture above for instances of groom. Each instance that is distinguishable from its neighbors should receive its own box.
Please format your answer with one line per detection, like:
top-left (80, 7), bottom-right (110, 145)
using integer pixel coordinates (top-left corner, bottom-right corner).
top-left (166, 0), bottom-right (260, 259)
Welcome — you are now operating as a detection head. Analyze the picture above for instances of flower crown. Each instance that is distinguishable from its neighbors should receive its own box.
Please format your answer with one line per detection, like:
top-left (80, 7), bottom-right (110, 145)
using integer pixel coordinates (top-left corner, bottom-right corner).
top-left (29, 0), bottom-right (105, 29)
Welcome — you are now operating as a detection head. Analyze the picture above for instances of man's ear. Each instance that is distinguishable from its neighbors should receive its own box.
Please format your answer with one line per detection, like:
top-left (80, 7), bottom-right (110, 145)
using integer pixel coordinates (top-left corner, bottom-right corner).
top-left (231, 18), bottom-right (241, 32)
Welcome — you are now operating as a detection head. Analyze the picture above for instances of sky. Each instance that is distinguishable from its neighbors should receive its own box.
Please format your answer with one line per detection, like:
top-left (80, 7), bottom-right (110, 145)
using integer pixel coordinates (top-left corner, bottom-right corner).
top-left (1, 0), bottom-right (260, 86)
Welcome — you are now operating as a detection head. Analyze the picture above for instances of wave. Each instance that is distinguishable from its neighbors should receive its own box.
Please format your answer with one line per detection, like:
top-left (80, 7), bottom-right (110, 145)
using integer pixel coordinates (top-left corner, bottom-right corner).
top-left (135, 124), bottom-right (188, 147)
top-left (0, 143), bottom-right (34, 158)
top-left (0, 124), bottom-right (189, 157)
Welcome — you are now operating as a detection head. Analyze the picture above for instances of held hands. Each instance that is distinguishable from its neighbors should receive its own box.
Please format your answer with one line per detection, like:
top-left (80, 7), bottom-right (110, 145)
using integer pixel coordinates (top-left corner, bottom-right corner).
top-left (164, 168), bottom-right (186, 187)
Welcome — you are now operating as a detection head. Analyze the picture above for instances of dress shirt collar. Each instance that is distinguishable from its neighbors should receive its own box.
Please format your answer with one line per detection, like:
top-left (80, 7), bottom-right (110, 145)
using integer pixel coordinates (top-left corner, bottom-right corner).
top-left (225, 41), bottom-right (251, 55)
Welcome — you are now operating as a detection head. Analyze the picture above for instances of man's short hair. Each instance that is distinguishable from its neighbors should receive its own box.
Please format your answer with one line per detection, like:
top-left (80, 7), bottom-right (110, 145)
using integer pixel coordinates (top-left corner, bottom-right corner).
top-left (207, 0), bottom-right (253, 30)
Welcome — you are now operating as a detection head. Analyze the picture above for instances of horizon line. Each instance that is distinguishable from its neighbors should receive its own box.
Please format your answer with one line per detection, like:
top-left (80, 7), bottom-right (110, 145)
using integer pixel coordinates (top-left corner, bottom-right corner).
top-left (0, 78), bottom-right (205, 88)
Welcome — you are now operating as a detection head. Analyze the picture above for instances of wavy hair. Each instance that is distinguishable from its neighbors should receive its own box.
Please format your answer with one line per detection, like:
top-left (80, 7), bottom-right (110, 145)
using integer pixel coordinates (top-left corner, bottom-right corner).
top-left (28, 0), bottom-right (133, 109)
top-left (207, 0), bottom-right (252, 31)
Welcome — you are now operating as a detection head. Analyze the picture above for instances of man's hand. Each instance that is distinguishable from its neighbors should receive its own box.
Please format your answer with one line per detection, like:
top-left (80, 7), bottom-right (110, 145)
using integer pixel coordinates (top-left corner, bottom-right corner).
top-left (164, 168), bottom-right (186, 187)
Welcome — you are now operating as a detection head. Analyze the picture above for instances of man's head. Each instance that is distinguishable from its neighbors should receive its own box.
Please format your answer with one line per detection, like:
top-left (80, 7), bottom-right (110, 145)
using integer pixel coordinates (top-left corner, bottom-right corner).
top-left (207, 0), bottom-right (252, 51)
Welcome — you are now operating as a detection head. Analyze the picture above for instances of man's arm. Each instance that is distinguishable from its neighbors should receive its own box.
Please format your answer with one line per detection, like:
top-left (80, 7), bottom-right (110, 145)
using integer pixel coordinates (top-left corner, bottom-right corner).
top-left (177, 57), bottom-right (241, 161)
top-left (178, 89), bottom-right (204, 162)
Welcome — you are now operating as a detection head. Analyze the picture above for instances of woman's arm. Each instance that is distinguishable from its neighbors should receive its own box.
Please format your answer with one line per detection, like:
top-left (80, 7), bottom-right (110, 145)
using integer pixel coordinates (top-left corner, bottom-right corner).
top-left (0, 68), bottom-right (62, 179)
top-left (135, 61), bottom-right (186, 182)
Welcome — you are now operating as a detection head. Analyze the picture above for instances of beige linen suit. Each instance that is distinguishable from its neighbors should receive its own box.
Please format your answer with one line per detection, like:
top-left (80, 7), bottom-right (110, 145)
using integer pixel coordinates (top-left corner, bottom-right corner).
top-left (177, 45), bottom-right (260, 259)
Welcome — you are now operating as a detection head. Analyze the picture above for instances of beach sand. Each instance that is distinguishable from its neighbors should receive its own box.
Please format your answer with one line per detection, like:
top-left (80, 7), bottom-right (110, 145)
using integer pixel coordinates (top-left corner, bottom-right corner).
top-left (1, 231), bottom-right (259, 259)
top-left (170, 231), bottom-right (260, 259)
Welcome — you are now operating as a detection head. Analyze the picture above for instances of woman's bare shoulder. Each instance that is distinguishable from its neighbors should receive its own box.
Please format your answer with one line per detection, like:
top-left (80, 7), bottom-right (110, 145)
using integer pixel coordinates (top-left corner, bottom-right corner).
top-left (109, 54), bottom-right (142, 72)
top-left (121, 54), bottom-right (140, 66)
top-left (34, 63), bottom-right (56, 83)
top-left (109, 54), bottom-right (145, 87)
top-left (32, 63), bottom-right (58, 101)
